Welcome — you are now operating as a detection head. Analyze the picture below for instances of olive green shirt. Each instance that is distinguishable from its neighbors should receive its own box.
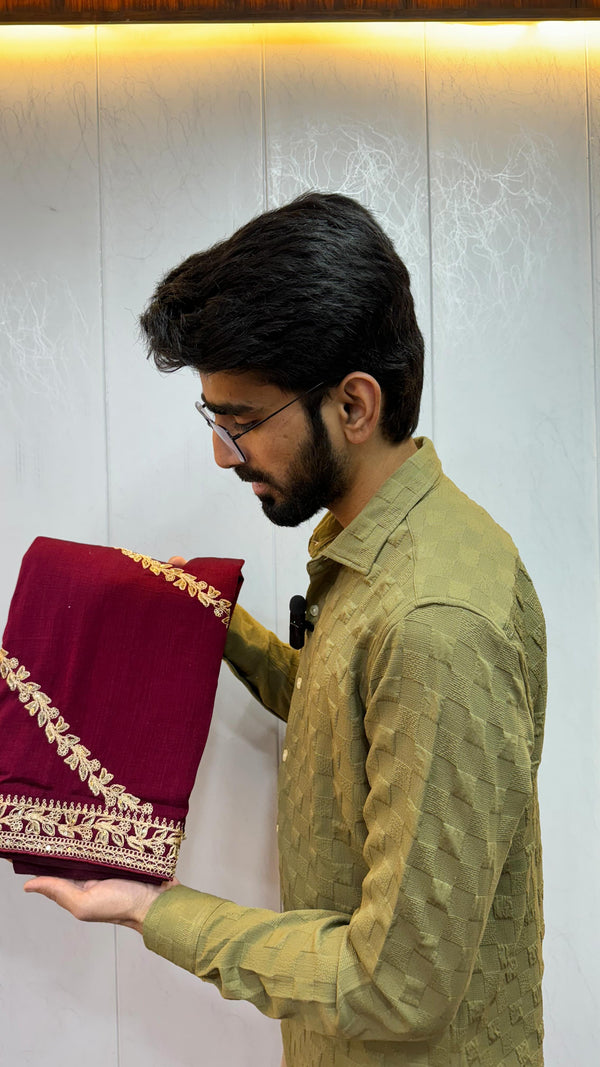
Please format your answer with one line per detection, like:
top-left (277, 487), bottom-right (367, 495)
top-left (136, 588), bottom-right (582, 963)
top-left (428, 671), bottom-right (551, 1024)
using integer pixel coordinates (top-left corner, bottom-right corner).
top-left (143, 438), bottom-right (546, 1066)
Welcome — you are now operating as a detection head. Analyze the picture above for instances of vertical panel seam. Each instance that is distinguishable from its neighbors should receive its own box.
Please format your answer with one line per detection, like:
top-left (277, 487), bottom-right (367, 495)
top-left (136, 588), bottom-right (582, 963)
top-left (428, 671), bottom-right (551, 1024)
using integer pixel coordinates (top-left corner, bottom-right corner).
top-left (261, 36), bottom-right (281, 650)
top-left (261, 36), bottom-right (269, 215)
top-left (96, 29), bottom-right (118, 1066)
top-left (114, 926), bottom-right (121, 1067)
top-left (260, 35), bottom-right (275, 610)
top-left (261, 38), bottom-right (278, 630)
top-left (585, 35), bottom-right (600, 588)
top-left (260, 34), bottom-right (284, 905)
top-left (95, 27), bottom-right (111, 548)
top-left (423, 24), bottom-right (435, 440)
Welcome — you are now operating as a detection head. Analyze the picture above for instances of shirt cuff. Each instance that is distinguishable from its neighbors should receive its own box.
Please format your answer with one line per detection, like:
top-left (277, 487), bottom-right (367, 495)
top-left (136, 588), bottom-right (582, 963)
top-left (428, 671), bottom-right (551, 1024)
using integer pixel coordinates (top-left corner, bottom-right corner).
top-left (143, 884), bottom-right (229, 973)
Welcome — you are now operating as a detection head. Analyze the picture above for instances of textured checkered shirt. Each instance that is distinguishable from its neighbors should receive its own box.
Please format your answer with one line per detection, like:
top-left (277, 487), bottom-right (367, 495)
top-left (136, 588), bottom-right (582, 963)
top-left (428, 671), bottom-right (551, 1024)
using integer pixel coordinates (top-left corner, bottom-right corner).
top-left (144, 437), bottom-right (546, 1066)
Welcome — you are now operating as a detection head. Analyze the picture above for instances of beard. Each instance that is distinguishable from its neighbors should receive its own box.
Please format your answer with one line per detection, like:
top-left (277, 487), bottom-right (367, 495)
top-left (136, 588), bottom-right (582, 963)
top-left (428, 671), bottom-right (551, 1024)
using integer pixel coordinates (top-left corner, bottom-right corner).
top-left (235, 411), bottom-right (351, 527)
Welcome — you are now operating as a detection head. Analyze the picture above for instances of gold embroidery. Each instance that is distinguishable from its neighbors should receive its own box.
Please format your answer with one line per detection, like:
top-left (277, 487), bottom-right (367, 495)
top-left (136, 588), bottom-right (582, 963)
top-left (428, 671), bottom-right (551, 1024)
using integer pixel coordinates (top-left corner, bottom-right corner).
top-left (118, 548), bottom-right (232, 626)
top-left (0, 648), bottom-right (152, 816)
top-left (0, 794), bottom-right (183, 878)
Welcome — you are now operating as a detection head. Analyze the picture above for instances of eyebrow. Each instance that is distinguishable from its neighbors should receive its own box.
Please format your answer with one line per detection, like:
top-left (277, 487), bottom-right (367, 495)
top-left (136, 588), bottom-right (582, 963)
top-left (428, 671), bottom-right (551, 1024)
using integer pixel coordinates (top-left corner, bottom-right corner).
top-left (200, 394), bottom-right (258, 416)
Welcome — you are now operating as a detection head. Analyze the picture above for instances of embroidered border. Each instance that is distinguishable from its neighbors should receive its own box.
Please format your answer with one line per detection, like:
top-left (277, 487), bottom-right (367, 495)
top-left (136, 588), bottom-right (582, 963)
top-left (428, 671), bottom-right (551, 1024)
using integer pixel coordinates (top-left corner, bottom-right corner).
top-left (0, 794), bottom-right (183, 878)
top-left (118, 549), bottom-right (232, 626)
top-left (0, 648), bottom-right (152, 817)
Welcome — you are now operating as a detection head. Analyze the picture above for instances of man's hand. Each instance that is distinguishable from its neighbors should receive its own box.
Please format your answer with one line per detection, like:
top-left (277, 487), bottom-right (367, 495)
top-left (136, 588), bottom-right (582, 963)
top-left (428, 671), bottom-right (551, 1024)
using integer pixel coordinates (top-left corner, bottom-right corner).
top-left (169, 556), bottom-right (187, 567)
top-left (23, 875), bottom-right (178, 934)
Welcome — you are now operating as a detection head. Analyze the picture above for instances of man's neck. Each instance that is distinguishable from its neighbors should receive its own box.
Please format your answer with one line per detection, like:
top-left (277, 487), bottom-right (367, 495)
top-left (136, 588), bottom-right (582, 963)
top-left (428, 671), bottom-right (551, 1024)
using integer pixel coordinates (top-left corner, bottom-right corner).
top-left (329, 437), bottom-right (418, 529)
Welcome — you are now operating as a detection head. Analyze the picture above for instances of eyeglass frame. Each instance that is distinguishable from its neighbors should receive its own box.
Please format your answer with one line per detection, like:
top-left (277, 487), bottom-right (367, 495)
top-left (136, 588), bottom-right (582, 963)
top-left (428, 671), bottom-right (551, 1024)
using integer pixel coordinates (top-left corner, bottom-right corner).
top-left (195, 381), bottom-right (327, 462)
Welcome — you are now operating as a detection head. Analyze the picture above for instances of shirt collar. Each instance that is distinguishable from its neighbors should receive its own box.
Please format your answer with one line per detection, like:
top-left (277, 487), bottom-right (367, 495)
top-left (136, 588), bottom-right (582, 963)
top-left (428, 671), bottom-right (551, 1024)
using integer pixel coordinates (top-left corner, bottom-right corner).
top-left (307, 437), bottom-right (442, 576)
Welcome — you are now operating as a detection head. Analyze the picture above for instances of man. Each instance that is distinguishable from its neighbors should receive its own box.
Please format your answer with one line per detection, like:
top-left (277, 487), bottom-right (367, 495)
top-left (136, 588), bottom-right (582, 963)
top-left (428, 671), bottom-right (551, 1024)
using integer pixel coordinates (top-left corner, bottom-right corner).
top-left (26, 193), bottom-right (546, 1066)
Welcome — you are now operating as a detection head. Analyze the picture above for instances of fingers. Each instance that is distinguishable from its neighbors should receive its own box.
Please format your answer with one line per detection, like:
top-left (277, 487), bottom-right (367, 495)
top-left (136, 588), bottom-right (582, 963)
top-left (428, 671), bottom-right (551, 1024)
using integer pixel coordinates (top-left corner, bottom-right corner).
top-left (24, 877), bottom-right (95, 920)
top-left (168, 556), bottom-right (187, 566)
top-left (23, 874), bottom-right (178, 927)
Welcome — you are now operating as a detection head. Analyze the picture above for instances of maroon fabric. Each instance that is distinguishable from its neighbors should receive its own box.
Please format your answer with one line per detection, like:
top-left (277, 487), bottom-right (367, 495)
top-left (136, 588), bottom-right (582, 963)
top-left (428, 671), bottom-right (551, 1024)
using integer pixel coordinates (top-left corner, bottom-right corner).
top-left (0, 538), bottom-right (243, 882)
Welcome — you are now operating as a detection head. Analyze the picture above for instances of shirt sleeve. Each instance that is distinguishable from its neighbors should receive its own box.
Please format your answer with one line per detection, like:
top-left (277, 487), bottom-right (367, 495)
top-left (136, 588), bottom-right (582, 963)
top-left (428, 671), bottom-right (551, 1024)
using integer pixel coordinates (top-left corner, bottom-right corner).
top-left (143, 603), bottom-right (536, 1042)
top-left (223, 603), bottom-right (300, 723)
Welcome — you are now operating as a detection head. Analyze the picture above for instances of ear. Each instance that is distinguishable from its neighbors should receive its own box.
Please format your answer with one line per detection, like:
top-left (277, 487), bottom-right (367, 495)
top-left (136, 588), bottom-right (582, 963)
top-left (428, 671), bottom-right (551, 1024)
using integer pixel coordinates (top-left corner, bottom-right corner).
top-left (333, 373), bottom-right (382, 444)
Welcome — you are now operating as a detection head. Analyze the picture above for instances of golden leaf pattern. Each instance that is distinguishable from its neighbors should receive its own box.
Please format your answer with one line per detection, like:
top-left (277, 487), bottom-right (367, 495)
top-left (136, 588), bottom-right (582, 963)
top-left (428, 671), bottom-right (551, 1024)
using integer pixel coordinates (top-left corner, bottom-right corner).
top-left (0, 648), bottom-right (153, 817)
top-left (0, 794), bottom-right (184, 878)
top-left (118, 548), bottom-right (232, 625)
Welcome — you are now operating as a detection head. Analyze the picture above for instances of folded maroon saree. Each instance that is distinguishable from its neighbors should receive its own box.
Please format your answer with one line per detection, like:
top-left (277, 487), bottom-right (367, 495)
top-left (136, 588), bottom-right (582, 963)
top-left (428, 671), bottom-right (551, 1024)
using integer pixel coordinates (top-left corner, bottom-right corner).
top-left (0, 538), bottom-right (243, 883)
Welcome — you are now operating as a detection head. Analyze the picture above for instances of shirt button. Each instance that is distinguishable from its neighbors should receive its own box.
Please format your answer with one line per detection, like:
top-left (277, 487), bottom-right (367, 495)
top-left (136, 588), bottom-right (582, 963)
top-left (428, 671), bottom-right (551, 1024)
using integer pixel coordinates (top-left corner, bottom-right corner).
top-left (309, 604), bottom-right (319, 617)
top-left (282, 748), bottom-right (288, 762)
top-left (296, 677), bottom-right (302, 690)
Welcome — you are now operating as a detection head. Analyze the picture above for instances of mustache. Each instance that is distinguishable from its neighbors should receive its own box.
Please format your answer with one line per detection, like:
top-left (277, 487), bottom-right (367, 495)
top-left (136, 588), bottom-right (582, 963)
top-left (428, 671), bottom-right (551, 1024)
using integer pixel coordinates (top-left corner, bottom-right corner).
top-left (234, 467), bottom-right (274, 487)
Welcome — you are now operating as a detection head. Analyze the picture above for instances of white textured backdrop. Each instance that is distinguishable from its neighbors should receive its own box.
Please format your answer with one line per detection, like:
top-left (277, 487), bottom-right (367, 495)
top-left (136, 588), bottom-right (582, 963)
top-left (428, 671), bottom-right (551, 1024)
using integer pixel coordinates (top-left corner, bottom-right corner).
top-left (0, 22), bottom-right (598, 1066)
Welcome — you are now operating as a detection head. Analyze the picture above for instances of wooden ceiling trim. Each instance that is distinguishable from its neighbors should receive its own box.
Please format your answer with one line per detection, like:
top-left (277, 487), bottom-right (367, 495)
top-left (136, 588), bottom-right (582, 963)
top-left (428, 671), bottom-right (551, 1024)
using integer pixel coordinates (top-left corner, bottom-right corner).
top-left (1, 0), bottom-right (599, 24)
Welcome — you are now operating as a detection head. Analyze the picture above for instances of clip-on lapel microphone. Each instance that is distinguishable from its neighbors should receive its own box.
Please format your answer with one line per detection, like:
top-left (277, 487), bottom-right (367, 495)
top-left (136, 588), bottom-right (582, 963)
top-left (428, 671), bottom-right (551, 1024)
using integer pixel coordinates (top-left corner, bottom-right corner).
top-left (289, 595), bottom-right (314, 649)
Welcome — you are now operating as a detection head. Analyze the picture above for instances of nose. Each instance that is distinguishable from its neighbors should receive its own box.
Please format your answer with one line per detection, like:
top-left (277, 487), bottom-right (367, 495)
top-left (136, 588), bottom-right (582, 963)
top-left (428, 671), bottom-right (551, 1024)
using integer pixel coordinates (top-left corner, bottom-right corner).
top-left (212, 431), bottom-right (244, 469)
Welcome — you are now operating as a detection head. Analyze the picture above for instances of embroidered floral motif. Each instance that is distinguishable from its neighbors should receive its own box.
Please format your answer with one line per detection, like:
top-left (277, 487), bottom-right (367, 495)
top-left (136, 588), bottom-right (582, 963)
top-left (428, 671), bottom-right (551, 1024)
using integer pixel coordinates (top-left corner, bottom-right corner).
top-left (0, 794), bottom-right (183, 878)
top-left (0, 648), bottom-right (152, 816)
top-left (118, 549), bottom-right (232, 625)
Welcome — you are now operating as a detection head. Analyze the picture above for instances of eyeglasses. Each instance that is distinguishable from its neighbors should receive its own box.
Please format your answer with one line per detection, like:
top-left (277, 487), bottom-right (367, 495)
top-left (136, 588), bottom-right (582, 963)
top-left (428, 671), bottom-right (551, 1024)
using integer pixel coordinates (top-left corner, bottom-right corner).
top-left (195, 381), bottom-right (326, 462)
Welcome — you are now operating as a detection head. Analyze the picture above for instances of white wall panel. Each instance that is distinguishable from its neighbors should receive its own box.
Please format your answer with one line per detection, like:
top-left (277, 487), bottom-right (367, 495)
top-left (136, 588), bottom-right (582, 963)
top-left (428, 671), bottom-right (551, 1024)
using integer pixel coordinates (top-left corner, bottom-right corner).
top-left (583, 21), bottom-right (600, 1052)
top-left (262, 23), bottom-right (431, 622)
top-left (1, 21), bottom-right (599, 1067)
top-left (0, 27), bottom-right (117, 1067)
top-left (426, 23), bottom-right (600, 1062)
top-left (0, 877), bottom-right (118, 1067)
top-left (0, 28), bottom-right (108, 606)
top-left (96, 26), bottom-right (282, 1067)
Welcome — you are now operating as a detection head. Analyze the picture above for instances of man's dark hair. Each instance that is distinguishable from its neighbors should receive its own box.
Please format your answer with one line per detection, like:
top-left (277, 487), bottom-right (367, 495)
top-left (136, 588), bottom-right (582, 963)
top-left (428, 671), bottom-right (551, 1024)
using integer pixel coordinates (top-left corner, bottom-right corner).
top-left (140, 192), bottom-right (424, 442)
